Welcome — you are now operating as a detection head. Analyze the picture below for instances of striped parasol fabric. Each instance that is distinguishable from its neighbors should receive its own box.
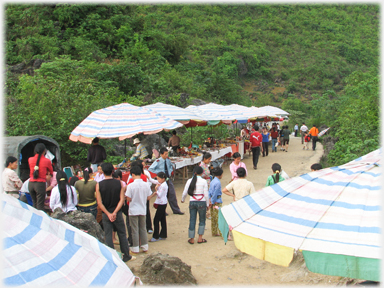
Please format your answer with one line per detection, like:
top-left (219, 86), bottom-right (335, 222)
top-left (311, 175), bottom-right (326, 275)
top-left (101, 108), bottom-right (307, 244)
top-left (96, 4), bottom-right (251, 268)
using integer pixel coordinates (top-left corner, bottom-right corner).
top-left (246, 106), bottom-right (279, 120)
top-left (186, 103), bottom-right (248, 124)
top-left (144, 102), bottom-right (206, 125)
top-left (198, 103), bottom-right (249, 122)
top-left (69, 103), bottom-right (183, 144)
top-left (219, 149), bottom-right (381, 281)
top-left (259, 105), bottom-right (290, 116)
top-left (318, 127), bottom-right (330, 137)
top-left (185, 105), bottom-right (228, 125)
top-left (226, 104), bottom-right (256, 123)
top-left (2, 194), bottom-right (140, 286)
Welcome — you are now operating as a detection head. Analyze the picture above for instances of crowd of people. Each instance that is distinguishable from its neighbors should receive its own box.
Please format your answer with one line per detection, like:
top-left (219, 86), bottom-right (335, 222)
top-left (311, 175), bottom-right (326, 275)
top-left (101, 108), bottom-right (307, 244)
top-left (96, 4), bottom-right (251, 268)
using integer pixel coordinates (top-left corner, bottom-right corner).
top-left (2, 125), bottom-right (324, 264)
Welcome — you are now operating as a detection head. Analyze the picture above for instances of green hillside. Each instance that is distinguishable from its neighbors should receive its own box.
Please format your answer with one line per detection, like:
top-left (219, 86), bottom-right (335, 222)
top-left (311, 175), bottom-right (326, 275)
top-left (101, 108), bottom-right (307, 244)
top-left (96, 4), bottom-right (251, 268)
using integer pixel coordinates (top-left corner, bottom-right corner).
top-left (5, 4), bottom-right (380, 166)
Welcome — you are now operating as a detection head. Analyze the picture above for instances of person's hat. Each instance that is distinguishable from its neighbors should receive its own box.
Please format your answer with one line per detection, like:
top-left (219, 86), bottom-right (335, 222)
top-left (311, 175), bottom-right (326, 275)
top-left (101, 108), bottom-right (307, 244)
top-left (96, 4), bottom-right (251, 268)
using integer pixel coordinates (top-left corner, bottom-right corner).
top-left (133, 138), bottom-right (140, 144)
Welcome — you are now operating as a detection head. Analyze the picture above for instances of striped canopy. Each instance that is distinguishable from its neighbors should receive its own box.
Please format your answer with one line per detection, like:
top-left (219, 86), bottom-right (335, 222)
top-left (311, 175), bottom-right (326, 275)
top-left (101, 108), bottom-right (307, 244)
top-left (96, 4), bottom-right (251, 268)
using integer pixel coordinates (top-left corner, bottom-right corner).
top-left (259, 105), bottom-right (290, 116)
top-left (318, 127), bottom-right (330, 137)
top-left (144, 103), bottom-right (205, 125)
top-left (246, 106), bottom-right (280, 120)
top-left (2, 194), bottom-right (140, 286)
top-left (225, 104), bottom-right (254, 123)
top-left (219, 149), bottom-right (381, 281)
top-left (69, 103), bottom-right (183, 144)
top-left (186, 103), bottom-right (247, 124)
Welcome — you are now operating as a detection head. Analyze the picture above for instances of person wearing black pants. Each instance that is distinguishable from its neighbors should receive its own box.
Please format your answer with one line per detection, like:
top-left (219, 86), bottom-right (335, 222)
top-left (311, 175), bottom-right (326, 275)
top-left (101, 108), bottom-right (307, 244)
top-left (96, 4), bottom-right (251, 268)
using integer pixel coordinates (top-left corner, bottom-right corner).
top-left (150, 172), bottom-right (168, 242)
top-left (312, 136), bottom-right (318, 151)
top-left (251, 147), bottom-right (261, 169)
top-left (250, 125), bottom-right (262, 169)
top-left (146, 200), bottom-right (153, 232)
top-left (152, 204), bottom-right (167, 240)
top-left (261, 127), bottom-right (270, 157)
top-left (148, 147), bottom-right (184, 215)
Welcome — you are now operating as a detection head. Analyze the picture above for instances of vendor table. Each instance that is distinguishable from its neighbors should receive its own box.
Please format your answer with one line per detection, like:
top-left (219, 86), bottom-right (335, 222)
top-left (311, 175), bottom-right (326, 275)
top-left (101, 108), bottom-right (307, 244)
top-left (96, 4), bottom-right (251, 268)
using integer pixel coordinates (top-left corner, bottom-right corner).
top-left (121, 146), bottom-right (234, 183)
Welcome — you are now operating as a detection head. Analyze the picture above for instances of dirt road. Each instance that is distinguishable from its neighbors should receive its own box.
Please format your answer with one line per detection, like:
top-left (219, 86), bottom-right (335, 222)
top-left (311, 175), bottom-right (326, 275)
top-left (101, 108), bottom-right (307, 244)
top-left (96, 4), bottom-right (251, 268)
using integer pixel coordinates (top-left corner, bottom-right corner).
top-left (123, 137), bottom-right (346, 286)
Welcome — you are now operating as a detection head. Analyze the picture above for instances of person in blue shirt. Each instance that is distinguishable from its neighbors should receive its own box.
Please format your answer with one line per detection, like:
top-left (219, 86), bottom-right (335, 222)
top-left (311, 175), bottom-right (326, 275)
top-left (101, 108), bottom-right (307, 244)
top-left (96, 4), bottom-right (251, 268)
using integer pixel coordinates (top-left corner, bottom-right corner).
top-left (261, 126), bottom-right (270, 157)
top-left (148, 147), bottom-right (184, 215)
top-left (209, 167), bottom-right (224, 237)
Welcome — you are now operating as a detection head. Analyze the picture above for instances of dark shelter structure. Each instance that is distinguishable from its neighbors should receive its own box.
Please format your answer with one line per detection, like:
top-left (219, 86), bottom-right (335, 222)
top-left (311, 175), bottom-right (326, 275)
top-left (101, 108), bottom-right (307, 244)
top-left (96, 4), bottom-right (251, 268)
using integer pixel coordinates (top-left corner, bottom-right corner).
top-left (3, 135), bottom-right (61, 181)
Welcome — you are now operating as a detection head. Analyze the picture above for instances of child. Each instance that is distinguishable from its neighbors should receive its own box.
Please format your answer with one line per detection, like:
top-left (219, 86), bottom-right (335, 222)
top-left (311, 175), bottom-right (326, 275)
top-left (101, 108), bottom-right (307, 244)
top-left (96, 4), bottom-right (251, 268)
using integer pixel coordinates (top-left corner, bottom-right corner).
top-left (223, 167), bottom-right (255, 201)
top-left (125, 166), bottom-right (156, 254)
top-left (94, 164), bottom-right (105, 182)
top-left (310, 163), bottom-right (323, 171)
top-left (209, 167), bottom-right (223, 237)
top-left (266, 163), bottom-right (285, 187)
top-left (304, 132), bottom-right (311, 150)
top-left (200, 153), bottom-right (212, 219)
top-left (149, 172), bottom-right (168, 242)
top-left (229, 152), bottom-right (247, 182)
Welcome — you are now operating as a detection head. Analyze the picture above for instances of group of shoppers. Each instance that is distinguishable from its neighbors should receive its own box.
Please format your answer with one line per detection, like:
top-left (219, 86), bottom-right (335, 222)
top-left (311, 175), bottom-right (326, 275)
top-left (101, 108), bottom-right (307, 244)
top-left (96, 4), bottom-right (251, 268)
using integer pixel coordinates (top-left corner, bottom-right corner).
top-left (3, 122), bottom-right (325, 265)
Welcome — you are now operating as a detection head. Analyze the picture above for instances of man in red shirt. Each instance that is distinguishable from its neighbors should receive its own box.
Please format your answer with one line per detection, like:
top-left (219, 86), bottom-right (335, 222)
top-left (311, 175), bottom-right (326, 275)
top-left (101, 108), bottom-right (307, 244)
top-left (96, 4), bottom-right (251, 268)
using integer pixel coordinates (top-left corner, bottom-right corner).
top-left (250, 125), bottom-right (262, 169)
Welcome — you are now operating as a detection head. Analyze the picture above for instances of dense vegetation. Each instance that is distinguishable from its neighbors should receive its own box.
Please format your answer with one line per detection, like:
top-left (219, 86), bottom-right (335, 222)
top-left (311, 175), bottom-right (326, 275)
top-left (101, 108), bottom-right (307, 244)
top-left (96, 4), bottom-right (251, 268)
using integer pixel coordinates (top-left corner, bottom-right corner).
top-left (5, 4), bottom-right (380, 167)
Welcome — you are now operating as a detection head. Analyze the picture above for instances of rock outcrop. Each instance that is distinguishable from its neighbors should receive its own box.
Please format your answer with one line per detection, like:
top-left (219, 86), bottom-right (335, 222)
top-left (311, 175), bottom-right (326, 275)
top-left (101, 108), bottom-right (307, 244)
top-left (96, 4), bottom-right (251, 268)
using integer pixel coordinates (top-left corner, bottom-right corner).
top-left (51, 208), bottom-right (105, 244)
top-left (139, 253), bottom-right (197, 285)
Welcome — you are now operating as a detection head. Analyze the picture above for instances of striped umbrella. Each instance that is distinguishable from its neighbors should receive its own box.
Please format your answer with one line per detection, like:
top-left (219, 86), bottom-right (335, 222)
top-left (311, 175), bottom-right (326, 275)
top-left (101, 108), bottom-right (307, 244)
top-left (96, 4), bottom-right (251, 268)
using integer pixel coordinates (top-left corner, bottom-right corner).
top-left (226, 104), bottom-right (256, 123)
top-left (144, 102), bottom-right (206, 125)
top-left (318, 127), bottom-right (330, 137)
top-left (69, 103), bottom-right (183, 144)
top-left (219, 149), bottom-right (381, 281)
top-left (2, 194), bottom-right (140, 286)
top-left (185, 105), bottom-right (228, 125)
top-left (259, 105), bottom-right (290, 116)
top-left (186, 103), bottom-right (249, 124)
top-left (247, 106), bottom-right (280, 121)
top-left (199, 103), bottom-right (249, 122)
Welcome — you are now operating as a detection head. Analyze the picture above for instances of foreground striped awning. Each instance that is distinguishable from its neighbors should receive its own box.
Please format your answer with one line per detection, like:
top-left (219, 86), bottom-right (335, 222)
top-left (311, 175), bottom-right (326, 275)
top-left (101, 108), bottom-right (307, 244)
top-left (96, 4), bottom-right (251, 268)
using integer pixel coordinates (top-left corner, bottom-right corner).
top-left (220, 149), bottom-right (381, 281)
top-left (2, 194), bottom-right (140, 286)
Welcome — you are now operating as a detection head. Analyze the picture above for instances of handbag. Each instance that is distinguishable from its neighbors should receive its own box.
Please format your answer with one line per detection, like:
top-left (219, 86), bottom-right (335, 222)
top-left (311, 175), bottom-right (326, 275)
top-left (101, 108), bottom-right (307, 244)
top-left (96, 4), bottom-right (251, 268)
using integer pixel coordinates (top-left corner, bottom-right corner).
top-left (153, 203), bottom-right (158, 209)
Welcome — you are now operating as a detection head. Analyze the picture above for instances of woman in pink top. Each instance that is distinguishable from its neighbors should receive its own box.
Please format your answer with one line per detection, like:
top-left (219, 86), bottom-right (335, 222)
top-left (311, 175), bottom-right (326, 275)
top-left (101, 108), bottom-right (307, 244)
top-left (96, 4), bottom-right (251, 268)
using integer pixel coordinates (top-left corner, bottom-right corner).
top-left (199, 152), bottom-right (212, 187)
top-left (229, 152), bottom-right (247, 181)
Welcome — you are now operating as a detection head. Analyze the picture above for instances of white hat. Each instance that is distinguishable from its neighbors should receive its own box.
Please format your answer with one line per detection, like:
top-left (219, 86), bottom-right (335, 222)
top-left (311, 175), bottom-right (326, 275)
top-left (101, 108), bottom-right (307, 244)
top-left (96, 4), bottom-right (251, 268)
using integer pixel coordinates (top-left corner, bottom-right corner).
top-left (133, 138), bottom-right (140, 144)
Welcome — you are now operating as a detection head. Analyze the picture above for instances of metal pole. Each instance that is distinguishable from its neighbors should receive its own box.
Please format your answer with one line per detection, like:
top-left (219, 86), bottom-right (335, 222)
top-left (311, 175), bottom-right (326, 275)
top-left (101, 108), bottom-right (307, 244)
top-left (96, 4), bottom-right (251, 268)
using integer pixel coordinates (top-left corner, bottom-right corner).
top-left (124, 139), bottom-right (126, 159)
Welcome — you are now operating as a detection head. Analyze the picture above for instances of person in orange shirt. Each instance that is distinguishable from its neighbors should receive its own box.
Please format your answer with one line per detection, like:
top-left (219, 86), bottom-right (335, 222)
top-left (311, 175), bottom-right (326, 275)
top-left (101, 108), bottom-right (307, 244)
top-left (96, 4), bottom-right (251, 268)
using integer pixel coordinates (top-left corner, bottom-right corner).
top-left (308, 125), bottom-right (319, 151)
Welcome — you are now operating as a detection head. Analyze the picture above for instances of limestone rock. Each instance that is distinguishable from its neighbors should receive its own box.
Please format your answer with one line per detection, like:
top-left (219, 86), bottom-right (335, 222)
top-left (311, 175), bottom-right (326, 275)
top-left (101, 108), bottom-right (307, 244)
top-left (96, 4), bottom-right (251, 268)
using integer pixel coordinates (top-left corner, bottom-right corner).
top-left (139, 253), bottom-right (197, 285)
top-left (51, 208), bottom-right (105, 243)
top-left (33, 59), bottom-right (45, 69)
top-left (8, 62), bottom-right (26, 73)
top-left (190, 98), bottom-right (206, 106)
top-left (141, 134), bottom-right (168, 153)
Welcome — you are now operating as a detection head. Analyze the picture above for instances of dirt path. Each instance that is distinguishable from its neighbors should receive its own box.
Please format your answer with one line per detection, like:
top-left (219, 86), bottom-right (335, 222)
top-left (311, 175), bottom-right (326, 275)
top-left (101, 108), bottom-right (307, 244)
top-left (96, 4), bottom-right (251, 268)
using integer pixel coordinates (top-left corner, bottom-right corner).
top-left (124, 137), bottom-right (344, 286)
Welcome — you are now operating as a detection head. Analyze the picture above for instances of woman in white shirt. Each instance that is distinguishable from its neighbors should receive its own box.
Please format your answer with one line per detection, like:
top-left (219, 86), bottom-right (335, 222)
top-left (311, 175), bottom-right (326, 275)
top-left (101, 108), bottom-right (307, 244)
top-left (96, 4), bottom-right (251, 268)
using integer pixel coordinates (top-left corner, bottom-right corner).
top-left (50, 170), bottom-right (78, 213)
top-left (181, 166), bottom-right (209, 244)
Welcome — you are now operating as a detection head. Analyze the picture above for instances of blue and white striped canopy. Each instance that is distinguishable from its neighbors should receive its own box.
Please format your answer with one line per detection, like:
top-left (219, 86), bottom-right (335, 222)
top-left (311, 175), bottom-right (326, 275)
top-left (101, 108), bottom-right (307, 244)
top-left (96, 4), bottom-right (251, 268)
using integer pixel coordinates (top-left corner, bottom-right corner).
top-left (258, 105), bottom-right (290, 116)
top-left (220, 149), bottom-right (381, 281)
top-left (221, 149), bottom-right (381, 258)
top-left (69, 103), bottom-right (183, 144)
top-left (186, 103), bottom-right (248, 124)
top-left (2, 194), bottom-right (140, 286)
top-left (246, 106), bottom-right (279, 120)
top-left (144, 103), bottom-right (205, 124)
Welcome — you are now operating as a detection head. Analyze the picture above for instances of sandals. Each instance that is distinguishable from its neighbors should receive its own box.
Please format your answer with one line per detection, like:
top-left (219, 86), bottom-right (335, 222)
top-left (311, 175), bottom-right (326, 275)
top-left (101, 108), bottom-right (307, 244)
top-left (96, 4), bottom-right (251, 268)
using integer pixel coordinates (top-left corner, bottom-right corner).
top-left (188, 239), bottom-right (194, 245)
top-left (197, 239), bottom-right (207, 244)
